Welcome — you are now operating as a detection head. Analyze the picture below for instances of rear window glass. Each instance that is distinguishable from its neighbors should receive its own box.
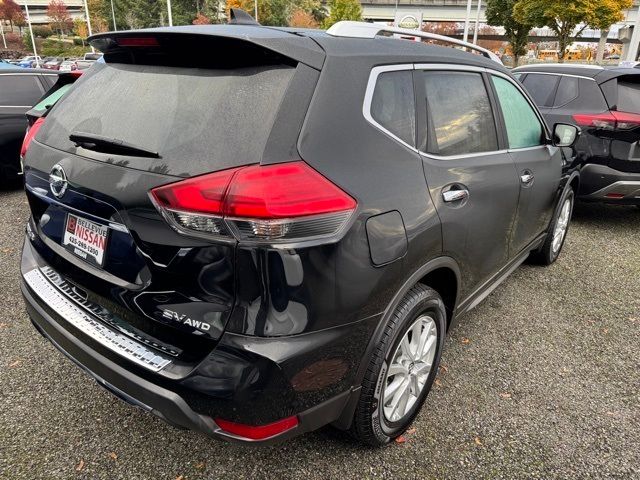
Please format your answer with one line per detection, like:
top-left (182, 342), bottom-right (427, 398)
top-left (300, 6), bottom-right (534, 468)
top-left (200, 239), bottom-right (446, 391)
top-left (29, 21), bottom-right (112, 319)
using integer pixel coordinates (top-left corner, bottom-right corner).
top-left (0, 74), bottom-right (43, 106)
top-left (616, 77), bottom-right (640, 114)
top-left (521, 73), bottom-right (559, 107)
top-left (32, 83), bottom-right (72, 114)
top-left (39, 62), bottom-right (295, 176)
top-left (553, 76), bottom-right (579, 107)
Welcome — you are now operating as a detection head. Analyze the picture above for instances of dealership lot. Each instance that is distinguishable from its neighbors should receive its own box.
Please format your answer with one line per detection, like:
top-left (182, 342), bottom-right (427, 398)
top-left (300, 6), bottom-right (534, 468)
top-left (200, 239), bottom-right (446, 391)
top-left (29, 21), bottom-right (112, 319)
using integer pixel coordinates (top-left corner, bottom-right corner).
top-left (0, 185), bottom-right (638, 479)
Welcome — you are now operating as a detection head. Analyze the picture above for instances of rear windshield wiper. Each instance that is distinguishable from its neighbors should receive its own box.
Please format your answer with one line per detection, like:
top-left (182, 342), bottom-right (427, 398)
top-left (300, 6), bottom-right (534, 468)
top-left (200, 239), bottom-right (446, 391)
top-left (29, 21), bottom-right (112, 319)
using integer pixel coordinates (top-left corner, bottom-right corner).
top-left (69, 132), bottom-right (160, 159)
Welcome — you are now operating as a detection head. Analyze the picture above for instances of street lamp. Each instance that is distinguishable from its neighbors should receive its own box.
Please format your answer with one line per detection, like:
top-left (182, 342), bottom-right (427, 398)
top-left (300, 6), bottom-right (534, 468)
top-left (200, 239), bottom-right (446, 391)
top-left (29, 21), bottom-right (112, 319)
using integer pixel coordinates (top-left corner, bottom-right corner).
top-left (24, 3), bottom-right (40, 67)
top-left (462, 0), bottom-right (473, 43)
top-left (110, 0), bottom-right (117, 30)
top-left (167, 0), bottom-right (173, 26)
top-left (472, 0), bottom-right (482, 45)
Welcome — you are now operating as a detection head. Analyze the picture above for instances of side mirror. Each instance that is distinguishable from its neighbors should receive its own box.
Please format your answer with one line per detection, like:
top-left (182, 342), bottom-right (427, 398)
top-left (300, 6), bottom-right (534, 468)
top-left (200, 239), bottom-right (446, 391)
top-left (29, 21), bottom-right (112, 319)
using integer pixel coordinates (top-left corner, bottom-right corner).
top-left (553, 123), bottom-right (580, 147)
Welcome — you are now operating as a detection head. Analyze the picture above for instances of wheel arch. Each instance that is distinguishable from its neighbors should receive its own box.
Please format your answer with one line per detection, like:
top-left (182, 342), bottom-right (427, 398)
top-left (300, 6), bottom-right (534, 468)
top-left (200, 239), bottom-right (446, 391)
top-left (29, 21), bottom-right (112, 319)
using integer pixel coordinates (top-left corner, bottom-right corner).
top-left (332, 256), bottom-right (461, 430)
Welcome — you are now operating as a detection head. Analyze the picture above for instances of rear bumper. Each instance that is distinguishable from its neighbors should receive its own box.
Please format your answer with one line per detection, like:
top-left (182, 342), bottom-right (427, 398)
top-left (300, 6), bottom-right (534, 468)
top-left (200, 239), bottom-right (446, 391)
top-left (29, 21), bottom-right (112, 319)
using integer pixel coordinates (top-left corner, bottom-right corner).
top-left (579, 164), bottom-right (640, 205)
top-left (20, 237), bottom-right (371, 444)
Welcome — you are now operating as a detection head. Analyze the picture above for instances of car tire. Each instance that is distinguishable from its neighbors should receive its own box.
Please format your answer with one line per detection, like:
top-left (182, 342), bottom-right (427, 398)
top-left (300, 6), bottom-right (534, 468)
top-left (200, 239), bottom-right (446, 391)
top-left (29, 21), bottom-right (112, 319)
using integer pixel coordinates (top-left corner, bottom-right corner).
top-left (530, 188), bottom-right (575, 266)
top-left (350, 283), bottom-right (446, 446)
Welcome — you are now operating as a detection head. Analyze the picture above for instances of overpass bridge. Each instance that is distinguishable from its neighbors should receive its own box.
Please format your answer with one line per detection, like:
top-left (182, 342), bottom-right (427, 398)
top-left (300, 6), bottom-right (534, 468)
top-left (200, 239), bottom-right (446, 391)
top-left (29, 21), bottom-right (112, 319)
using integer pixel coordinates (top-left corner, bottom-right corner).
top-left (362, 0), bottom-right (640, 43)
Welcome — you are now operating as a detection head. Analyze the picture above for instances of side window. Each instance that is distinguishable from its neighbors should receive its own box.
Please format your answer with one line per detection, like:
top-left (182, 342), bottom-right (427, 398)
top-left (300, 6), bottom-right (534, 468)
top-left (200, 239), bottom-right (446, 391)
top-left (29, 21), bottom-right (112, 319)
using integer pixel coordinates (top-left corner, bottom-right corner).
top-left (370, 70), bottom-right (416, 146)
top-left (521, 73), bottom-right (559, 107)
top-left (553, 76), bottom-right (579, 107)
top-left (0, 75), bottom-right (43, 106)
top-left (491, 75), bottom-right (544, 149)
top-left (422, 71), bottom-right (498, 156)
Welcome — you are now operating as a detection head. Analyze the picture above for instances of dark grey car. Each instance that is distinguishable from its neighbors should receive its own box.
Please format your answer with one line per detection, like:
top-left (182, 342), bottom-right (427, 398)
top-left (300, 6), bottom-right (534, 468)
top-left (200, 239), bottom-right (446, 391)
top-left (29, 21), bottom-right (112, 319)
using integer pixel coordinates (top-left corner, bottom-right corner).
top-left (514, 64), bottom-right (640, 205)
top-left (20, 19), bottom-right (579, 446)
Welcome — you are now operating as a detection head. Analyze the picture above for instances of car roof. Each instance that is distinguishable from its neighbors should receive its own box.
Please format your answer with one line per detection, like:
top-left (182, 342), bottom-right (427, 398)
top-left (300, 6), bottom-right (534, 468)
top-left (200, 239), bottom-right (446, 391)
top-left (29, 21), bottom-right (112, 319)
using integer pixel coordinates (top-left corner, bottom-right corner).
top-left (0, 67), bottom-right (57, 74)
top-left (90, 24), bottom-right (509, 74)
top-left (513, 63), bottom-right (640, 83)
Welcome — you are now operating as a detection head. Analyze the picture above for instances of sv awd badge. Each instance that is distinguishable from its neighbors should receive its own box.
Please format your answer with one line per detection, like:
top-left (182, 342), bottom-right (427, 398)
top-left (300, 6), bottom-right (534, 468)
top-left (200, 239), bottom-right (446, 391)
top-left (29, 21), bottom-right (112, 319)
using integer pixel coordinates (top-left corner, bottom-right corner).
top-left (161, 309), bottom-right (211, 332)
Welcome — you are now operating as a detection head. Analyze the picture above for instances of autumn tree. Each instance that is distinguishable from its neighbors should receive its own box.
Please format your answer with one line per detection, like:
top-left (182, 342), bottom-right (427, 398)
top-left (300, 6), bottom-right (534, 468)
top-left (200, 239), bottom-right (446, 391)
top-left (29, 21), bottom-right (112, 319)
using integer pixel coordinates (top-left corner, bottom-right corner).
top-left (12, 9), bottom-right (26, 34)
top-left (73, 18), bottom-right (88, 45)
top-left (486, 0), bottom-right (533, 67)
top-left (422, 21), bottom-right (458, 36)
top-left (0, 0), bottom-right (22, 31)
top-left (321, 0), bottom-right (361, 29)
top-left (289, 8), bottom-right (317, 28)
top-left (590, 0), bottom-right (632, 62)
top-left (477, 25), bottom-right (508, 53)
top-left (47, 0), bottom-right (72, 37)
top-left (192, 12), bottom-right (210, 23)
top-left (514, 0), bottom-right (592, 61)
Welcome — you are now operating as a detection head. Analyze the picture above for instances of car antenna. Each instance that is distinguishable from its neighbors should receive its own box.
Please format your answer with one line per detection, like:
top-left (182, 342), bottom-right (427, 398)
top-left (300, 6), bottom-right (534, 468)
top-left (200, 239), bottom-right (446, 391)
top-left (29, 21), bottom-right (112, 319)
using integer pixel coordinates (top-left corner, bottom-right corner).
top-left (229, 8), bottom-right (260, 26)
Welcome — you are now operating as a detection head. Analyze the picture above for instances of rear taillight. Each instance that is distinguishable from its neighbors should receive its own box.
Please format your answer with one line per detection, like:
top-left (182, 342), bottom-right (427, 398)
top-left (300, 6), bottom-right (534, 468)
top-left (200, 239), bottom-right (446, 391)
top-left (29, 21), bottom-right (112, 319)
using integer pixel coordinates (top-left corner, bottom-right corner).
top-left (573, 111), bottom-right (640, 131)
top-left (151, 161), bottom-right (357, 244)
top-left (215, 415), bottom-right (298, 441)
top-left (20, 117), bottom-right (45, 159)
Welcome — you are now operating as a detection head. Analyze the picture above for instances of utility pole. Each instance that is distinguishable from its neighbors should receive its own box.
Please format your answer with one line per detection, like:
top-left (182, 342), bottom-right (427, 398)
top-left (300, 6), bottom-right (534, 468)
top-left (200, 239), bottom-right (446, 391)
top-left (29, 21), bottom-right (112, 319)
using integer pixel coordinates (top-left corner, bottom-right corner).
top-left (0, 21), bottom-right (7, 49)
top-left (110, 0), bottom-right (117, 30)
top-left (82, 0), bottom-right (94, 52)
top-left (472, 0), bottom-right (482, 45)
top-left (625, 3), bottom-right (640, 61)
top-left (24, 4), bottom-right (39, 67)
top-left (167, 0), bottom-right (173, 26)
top-left (394, 0), bottom-right (398, 26)
top-left (254, 0), bottom-right (258, 22)
top-left (462, 0), bottom-right (473, 43)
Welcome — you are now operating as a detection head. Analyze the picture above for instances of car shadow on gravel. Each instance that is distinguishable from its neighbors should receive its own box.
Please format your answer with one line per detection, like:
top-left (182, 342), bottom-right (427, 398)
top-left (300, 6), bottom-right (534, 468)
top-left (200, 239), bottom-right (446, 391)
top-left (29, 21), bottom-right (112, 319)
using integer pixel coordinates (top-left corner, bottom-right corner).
top-left (572, 201), bottom-right (640, 228)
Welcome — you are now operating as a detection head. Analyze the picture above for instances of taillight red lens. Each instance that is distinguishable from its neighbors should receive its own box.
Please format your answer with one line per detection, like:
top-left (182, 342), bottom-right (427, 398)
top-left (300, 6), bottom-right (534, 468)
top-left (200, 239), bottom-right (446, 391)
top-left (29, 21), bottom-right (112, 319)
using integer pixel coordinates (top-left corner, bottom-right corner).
top-left (152, 167), bottom-right (236, 216)
top-left (225, 162), bottom-right (356, 219)
top-left (20, 117), bottom-right (45, 158)
top-left (151, 161), bottom-right (357, 243)
top-left (572, 111), bottom-right (640, 130)
top-left (611, 111), bottom-right (640, 130)
top-left (215, 415), bottom-right (298, 441)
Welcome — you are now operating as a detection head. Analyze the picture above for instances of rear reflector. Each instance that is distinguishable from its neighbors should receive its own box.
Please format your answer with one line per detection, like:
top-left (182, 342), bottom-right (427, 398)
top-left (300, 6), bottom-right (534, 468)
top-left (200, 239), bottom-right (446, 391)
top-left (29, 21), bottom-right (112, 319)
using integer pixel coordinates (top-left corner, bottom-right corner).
top-left (20, 117), bottom-right (45, 159)
top-left (151, 161), bottom-right (356, 243)
top-left (215, 415), bottom-right (299, 441)
top-left (605, 193), bottom-right (625, 199)
top-left (573, 111), bottom-right (640, 130)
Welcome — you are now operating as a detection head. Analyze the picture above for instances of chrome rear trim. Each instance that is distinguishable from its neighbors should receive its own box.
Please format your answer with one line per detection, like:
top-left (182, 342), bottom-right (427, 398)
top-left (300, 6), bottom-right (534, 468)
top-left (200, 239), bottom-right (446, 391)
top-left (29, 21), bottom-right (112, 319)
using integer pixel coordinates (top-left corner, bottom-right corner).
top-left (24, 268), bottom-right (172, 372)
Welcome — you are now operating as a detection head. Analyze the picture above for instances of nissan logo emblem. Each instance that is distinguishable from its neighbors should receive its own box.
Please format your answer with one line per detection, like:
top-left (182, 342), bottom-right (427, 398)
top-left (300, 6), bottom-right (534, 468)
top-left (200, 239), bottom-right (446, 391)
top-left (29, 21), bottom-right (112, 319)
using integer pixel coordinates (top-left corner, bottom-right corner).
top-left (49, 164), bottom-right (68, 198)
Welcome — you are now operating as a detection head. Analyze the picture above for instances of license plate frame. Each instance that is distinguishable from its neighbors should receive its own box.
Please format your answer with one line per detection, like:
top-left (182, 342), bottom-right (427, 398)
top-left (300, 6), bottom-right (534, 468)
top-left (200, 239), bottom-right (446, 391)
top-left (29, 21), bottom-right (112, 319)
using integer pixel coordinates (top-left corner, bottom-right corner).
top-left (62, 213), bottom-right (110, 268)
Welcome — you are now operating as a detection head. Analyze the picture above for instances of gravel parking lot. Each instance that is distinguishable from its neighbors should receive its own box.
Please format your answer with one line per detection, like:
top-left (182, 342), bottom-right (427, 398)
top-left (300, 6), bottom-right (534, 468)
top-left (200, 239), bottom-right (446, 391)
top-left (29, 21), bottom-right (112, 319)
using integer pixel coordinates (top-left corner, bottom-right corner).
top-left (0, 185), bottom-right (638, 480)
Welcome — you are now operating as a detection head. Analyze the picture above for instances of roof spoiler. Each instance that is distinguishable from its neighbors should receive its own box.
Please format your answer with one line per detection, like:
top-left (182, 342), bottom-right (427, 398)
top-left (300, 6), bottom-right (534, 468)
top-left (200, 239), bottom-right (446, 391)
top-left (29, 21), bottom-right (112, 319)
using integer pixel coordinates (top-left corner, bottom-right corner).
top-left (326, 21), bottom-right (502, 65)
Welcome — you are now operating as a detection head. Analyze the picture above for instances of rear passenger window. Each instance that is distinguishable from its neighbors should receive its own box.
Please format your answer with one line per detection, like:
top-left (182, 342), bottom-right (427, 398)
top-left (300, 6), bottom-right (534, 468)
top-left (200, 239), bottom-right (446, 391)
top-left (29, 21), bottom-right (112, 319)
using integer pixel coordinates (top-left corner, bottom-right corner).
top-left (554, 76), bottom-right (579, 107)
top-left (0, 75), bottom-right (43, 106)
top-left (371, 70), bottom-right (416, 146)
top-left (422, 71), bottom-right (498, 156)
top-left (616, 77), bottom-right (640, 114)
top-left (491, 76), bottom-right (544, 149)
top-left (521, 73), bottom-right (559, 107)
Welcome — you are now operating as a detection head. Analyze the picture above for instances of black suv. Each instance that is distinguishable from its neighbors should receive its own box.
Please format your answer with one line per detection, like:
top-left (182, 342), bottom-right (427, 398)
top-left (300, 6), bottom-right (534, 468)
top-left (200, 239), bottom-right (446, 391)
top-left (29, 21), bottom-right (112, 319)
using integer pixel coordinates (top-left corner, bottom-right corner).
top-left (514, 64), bottom-right (640, 206)
top-left (20, 20), bottom-right (579, 445)
top-left (0, 69), bottom-right (58, 185)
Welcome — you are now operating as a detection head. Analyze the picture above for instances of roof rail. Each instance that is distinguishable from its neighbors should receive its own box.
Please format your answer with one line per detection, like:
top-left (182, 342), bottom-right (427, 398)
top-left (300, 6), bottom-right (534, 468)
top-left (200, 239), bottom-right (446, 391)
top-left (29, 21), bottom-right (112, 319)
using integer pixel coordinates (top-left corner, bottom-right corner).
top-left (326, 21), bottom-right (502, 65)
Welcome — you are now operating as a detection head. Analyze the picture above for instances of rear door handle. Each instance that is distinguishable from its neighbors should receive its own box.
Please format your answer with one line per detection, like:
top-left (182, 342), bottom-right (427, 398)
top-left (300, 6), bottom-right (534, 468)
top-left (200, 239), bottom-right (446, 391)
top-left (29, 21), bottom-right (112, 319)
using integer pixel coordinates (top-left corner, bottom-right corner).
top-left (442, 189), bottom-right (469, 203)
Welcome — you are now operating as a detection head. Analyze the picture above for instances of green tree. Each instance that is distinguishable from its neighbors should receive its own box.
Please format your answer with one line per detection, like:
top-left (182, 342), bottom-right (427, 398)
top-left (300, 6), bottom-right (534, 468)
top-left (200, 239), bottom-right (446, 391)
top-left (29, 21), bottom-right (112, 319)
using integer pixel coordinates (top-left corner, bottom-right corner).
top-left (590, 0), bottom-right (632, 62)
top-left (514, 0), bottom-right (594, 61)
top-left (321, 0), bottom-right (361, 29)
top-left (486, 0), bottom-right (533, 66)
top-left (73, 18), bottom-right (88, 45)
